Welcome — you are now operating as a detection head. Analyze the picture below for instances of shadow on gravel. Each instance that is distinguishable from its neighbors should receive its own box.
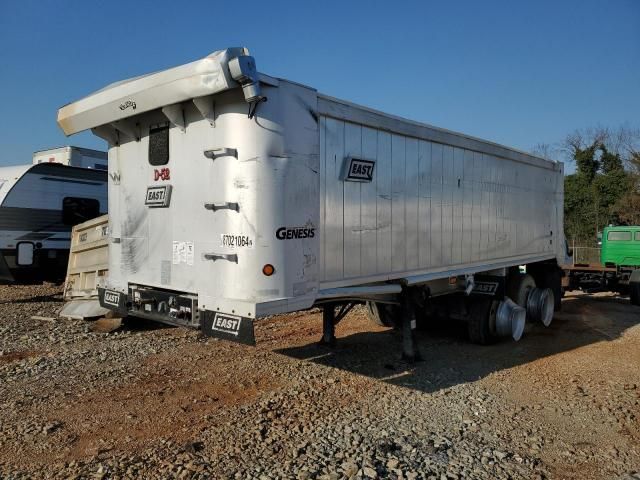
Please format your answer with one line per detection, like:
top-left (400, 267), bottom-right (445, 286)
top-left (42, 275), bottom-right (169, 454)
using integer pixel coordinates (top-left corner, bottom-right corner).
top-left (0, 293), bottom-right (64, 305)
top-left (119, 317), bottom-right (177, 332)
top-left (89, 316), bottom-right (177, 334)
top-left (276, 295), bottom-right (640, 394)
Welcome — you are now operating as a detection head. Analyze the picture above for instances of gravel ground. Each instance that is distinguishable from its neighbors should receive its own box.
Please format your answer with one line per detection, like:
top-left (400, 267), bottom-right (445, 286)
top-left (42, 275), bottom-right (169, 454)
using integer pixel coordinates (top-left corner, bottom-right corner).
top-left (1, 284), bottom-right (639, 479)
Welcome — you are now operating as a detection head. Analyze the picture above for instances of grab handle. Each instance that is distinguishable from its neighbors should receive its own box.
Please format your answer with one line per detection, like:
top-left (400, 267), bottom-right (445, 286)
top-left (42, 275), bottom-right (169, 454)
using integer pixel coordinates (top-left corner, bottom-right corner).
top-left (204, 202), bottom-right (239, 212)
top-left (204, 253), bottom-right (238, 263)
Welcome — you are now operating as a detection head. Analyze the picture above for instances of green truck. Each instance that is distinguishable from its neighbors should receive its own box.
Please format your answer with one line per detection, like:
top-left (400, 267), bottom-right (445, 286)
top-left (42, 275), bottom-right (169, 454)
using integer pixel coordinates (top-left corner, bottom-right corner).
top-left (564, 226), bottom-right (640, 304)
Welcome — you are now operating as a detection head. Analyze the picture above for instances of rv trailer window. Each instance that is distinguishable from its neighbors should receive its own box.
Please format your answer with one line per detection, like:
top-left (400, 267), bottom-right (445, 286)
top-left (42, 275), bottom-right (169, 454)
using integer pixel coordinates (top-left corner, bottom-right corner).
top-left (62, 197), bottom-right (100, 226)
top-left (149, 124), bottom-right (170, 166)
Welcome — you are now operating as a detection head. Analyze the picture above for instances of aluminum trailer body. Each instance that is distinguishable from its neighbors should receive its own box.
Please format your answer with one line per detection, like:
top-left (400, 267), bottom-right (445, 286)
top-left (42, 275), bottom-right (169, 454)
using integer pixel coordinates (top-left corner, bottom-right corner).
top-left (0, 161), bottom-right (107, 283)
top-left (58, 48), bottom-right (564, 345)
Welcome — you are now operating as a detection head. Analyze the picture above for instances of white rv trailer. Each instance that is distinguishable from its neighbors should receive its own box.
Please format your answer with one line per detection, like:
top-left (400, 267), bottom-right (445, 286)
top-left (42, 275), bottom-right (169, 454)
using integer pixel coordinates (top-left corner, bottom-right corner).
top-left (32, 146), bottom-right (108, 170)
top-left (57, 48), bottom-right (564, 354)
top-left (0, 156), bottom-right (107, 283)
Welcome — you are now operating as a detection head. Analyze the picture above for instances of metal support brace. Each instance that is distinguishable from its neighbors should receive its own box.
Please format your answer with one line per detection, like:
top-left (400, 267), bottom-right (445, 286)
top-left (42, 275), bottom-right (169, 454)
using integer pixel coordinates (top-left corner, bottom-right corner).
top-left (401, 288), bottom-right (422, 362)
top-left (320, 304), bottom-right (336, 346)
top-left (192, 96), bottom-right (215, 127)
top-left (91, 125), bottom-right (119, 145)
top-left (162, 104), bottom-right (186, 132)
top-left (318, 302), bottom-right (356, 346)
top-left (111, 119), bottom-right (141, 142)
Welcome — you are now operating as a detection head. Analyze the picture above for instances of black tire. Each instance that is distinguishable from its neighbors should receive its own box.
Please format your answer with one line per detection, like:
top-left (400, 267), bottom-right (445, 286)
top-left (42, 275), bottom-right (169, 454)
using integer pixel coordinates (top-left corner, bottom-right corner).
top-left (542, 269), bottom-right (563, 311)
top-left (467, 299), bottom-right (498, 345)
top-left (507, 273), bottom-right (536, 308)
top-left (365, 301), bottom-right (400, 328)
top-left (630, 282), bottom-right (640, 306)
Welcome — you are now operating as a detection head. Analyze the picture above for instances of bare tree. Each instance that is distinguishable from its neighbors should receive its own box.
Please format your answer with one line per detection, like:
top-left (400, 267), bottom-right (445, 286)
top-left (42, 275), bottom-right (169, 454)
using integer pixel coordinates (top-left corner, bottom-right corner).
top-left (616, 191), bottom-right (640, 225)
top-left (530, 143), bottom-right (558, 161)
top-left (562, 125), bottom-right (640, 167)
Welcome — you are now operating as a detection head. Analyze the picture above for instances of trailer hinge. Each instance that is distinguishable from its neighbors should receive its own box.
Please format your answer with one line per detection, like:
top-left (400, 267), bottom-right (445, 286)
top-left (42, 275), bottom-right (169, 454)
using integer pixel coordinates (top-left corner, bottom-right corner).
top-left (204, 253), bottom-right (238, 263)
top-left (204, 202), bottom-right (239, 212)
top-left (204, 148), bottom-right (238, 160)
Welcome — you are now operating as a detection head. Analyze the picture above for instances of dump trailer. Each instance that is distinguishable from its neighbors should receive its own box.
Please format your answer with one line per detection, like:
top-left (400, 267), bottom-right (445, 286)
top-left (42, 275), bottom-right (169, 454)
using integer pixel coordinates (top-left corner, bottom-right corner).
top-left (57, 47), bottom-right (564, 355)
top-left (564, 226), bottom-right (640, 305)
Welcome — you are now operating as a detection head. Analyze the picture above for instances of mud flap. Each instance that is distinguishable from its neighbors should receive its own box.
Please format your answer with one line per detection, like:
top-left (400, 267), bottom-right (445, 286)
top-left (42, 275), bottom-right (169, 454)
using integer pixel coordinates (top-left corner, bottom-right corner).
top-left (201, 310), bottom-right (255, 346)
top-left (97, 287), bottom-right (129, 317)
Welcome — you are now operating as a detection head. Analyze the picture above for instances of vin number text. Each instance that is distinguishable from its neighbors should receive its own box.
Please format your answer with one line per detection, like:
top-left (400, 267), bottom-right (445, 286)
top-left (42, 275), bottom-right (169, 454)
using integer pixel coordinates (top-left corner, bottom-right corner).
top-left (221, 234), bottom-right (254, 249)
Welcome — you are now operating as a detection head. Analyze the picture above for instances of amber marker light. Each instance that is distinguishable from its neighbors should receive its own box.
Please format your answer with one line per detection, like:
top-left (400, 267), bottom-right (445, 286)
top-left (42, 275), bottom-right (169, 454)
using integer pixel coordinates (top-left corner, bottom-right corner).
top-left (262, 264), bottom-right (275, 276)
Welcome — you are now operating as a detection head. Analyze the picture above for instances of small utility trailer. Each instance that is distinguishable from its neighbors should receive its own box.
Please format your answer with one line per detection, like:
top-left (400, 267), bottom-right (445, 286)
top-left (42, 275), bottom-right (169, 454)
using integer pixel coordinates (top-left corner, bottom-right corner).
top-left (58, 47), bottom-right (565, 357)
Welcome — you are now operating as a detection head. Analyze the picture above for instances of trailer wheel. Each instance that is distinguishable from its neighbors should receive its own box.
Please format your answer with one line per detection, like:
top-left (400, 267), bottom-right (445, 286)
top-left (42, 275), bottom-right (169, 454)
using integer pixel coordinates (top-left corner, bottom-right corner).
top-left (543, 269), bottom-right (563, 311)
top-left (467, 299), bottom-right (498, 345)
top-left (365, 302), bottom-right (400, 328)
top-left (507, 273), bottom-right (536, 308)
top-left (630, 282), bottom-right (640, 306)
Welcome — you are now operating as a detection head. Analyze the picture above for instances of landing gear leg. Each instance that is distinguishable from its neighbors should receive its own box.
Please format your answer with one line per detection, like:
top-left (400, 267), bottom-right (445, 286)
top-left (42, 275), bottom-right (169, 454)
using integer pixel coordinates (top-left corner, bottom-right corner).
top-left (401, 289), bottom-right (422, 362)
top-left (319, 303), bottom-right (358, 346)
top-left (320, 303), bottom-right (336, 345)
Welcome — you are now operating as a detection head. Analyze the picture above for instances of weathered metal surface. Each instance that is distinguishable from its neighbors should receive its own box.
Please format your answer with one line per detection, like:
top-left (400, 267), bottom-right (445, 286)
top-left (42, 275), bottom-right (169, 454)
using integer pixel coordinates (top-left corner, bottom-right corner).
top-left (59, 299), bottom-right (109, 320)
top-left (60, 214), bottom-right (110, 320)
top-left (57, 48), bottom-right (253, 136)
top-left (318, 114), bottom-right (563, 288)
top-left (63, 214), bottom-right (109, 300)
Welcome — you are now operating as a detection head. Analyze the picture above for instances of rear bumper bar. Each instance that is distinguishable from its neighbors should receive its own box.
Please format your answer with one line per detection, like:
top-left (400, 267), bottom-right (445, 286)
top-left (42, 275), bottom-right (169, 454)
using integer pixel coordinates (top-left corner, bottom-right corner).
top-left (98, 286), bottom-right (255, 345)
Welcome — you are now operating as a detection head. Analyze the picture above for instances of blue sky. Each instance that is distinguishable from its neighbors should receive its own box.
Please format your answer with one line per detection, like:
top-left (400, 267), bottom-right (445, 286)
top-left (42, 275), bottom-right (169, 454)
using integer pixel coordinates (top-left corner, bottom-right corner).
top-left (0, 0), bottom-right (638, 168)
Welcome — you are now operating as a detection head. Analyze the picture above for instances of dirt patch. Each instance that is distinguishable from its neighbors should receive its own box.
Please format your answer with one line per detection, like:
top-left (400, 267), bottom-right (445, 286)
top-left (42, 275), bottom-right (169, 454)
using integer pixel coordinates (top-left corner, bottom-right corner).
top-left (0, 350), bottom-right (42, 364)
top-left (1, 285), bottom-right (640, 479)
top-left (89, 317), bottom-right (123, 333)
top-left (21, 343), bottom-right (280, 466)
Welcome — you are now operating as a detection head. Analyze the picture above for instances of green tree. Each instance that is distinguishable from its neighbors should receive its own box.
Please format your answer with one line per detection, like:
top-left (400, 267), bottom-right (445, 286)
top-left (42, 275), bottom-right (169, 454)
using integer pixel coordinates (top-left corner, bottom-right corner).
top-left (573, 141), bottom-right (600, 181)
top-left (563, 130), bottom-right (634, 243)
